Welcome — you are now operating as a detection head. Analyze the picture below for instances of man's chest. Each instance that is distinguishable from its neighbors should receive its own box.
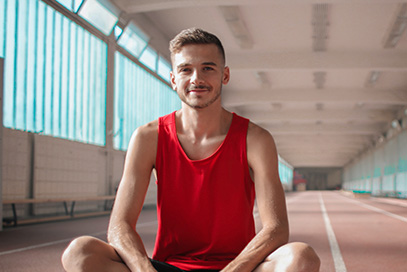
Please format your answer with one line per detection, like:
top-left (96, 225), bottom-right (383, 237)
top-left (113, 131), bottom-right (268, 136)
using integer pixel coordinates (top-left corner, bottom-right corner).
top-left (177, 134), bottom-right (227, 161)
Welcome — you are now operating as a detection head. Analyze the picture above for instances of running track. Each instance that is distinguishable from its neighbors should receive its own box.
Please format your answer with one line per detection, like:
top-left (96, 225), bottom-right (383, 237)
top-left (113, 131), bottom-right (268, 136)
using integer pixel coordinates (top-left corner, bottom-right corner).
top-left (0, 191), bottom-right (406, 271)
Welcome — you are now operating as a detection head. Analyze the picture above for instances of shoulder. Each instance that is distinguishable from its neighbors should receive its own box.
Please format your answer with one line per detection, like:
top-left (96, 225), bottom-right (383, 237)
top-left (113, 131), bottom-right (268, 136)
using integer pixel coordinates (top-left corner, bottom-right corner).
top-left (132, 119), bottom-right (159, 141)
top-left (246, 121), bottom-right (278, 167)
top-left (247, 121), bottom-right (275, 147)
top-left (126, 120), bottom-right (159, 161)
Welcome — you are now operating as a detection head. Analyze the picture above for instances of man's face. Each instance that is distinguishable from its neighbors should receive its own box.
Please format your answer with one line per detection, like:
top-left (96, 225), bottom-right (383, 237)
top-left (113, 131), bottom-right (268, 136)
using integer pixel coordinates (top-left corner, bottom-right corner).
top-left (170, 44), bottom-right (230, 109)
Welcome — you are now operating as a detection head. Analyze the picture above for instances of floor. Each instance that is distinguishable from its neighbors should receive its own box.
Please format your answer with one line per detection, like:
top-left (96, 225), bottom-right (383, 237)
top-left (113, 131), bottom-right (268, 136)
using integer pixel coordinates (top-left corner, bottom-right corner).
top-left (0, 191), bottom-right (406, 272)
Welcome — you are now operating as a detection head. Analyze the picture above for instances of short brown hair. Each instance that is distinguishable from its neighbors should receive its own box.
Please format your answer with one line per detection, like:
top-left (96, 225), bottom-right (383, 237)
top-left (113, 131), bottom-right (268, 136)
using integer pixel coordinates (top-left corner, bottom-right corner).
top-left (169, 28), bottom-right (225, 64)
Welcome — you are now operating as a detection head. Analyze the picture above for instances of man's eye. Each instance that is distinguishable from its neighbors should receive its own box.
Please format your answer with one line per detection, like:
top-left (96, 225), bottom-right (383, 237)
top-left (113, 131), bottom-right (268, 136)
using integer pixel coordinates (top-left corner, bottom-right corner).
top-left (180, 68), bottom-right (190, 72)
top-left (203, 67), bottom-right (214, 71)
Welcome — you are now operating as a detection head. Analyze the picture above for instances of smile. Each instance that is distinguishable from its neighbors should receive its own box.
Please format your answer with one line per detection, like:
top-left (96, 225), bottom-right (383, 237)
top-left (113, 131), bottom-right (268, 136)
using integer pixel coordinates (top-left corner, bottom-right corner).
top-left (188, 86), bottom-right (210, 93)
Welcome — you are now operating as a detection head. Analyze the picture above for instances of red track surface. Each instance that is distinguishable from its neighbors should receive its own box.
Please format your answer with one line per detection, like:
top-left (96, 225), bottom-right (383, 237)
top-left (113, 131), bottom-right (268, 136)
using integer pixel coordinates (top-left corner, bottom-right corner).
top-left (0, 191), bottom-right (406, 272)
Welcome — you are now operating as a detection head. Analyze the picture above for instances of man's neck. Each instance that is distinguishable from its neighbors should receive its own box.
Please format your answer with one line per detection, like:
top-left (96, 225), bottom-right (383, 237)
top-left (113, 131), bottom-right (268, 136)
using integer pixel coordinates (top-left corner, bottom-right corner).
top-left (176, 105), bottom-right (232, 140)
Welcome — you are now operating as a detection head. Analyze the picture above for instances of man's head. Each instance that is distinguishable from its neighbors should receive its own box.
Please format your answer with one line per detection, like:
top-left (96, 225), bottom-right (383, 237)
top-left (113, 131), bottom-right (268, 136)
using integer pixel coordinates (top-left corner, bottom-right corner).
top-left (169, 28), bottom-right (226, 66)
top-left (169, 28), bottom-right (230, 110)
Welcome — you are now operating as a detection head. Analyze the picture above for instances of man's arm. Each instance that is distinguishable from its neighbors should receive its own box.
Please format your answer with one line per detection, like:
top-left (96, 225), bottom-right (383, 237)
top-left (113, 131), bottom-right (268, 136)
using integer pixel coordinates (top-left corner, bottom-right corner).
top-left (107, 121), bottom-right (158, 272)
top-left (221, 123), bottom-right (289, 272)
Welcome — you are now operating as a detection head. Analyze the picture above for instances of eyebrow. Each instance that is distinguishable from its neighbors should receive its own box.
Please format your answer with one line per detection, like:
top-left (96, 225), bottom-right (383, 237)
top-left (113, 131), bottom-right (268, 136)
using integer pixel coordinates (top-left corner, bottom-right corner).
top-left (176, 61), bottom-right (218, 69)
top-left (202, 62), bottom-right (218, 66)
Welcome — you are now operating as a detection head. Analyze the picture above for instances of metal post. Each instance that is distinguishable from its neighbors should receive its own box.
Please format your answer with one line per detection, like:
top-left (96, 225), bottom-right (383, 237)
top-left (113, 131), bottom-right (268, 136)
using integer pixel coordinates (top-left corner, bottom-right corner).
top-left (105, 36), bottom-right (115, 195)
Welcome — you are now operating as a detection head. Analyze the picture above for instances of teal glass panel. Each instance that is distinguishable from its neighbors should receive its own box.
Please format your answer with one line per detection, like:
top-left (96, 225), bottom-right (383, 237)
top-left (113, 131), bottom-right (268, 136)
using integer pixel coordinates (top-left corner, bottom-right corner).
top-left (117, 22), bottom-right (149, 58)
top-left (113, 25), bottom-right (123, 39)
top-left (73, 0), bottom-right (84, 12)
top-left (0, 0), bottom-right (5, 58)
top-left (157, 56), bottom-right (171, 82)
top-left (139, 46), bottom-right (158, 72)
top-left (114, 52), bottom-right (180, 151)
top-left (398, 158), bottom-right (407, 172)
top-left (2, 0), bottom-right (106, 146)
top-left (384, 165), bottom-right (396, 176)
top-left (278, 160), bottom-right (293, 185)
top-left (78, 0), bottom-right (118, 36)
top-left (3, 0), bottom-right (17, 128)
top-left (56, 0), bottom-right (83, 12)
top-left (55, 0), bottom-right (74, 11)
top-left (373, 167), bottom-right (382, 178)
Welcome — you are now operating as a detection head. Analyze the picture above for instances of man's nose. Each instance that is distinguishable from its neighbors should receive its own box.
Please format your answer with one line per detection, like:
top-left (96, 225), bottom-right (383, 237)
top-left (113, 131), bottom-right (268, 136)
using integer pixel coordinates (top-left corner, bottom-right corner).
top-left (190, 70), bottom-right (204, 84)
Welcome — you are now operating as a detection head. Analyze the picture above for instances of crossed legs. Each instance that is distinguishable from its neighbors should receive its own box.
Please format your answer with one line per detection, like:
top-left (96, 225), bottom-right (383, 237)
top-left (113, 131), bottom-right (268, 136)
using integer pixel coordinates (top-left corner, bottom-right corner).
top-left (62, 237), bottom-right (320, 272)
top-left (254, 242), bottom-right (320, 272)
top-left (62, 236), bottom-right (130, 272)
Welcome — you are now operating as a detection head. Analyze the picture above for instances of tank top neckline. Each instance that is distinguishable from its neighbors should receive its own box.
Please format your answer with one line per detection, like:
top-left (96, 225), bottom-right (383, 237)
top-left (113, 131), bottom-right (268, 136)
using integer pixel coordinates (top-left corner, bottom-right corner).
top-left (171, 111), bottom-right (237, 163)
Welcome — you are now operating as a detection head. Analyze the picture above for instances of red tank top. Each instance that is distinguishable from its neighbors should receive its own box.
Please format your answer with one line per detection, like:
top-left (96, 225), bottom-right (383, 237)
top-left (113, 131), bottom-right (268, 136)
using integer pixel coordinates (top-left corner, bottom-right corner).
top-left (152, 112), bottom-right (255, 271)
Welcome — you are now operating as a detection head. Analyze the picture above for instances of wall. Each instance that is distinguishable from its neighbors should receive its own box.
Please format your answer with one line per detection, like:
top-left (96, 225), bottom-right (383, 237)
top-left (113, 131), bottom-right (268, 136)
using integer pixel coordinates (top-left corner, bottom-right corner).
top-left (2, 127), bottom-right (158, 219)
top-left (327, 169), bottom-right (342, 189)
top-left (343, 124), bottom-right (407, 198)
top-left (295, 167), bottom-right (342, 190)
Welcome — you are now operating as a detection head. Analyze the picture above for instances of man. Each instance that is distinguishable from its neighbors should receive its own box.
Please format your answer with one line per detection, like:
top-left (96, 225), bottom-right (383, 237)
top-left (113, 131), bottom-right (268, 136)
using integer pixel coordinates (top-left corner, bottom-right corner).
top-left (62, 28), bottom-right (320, 272)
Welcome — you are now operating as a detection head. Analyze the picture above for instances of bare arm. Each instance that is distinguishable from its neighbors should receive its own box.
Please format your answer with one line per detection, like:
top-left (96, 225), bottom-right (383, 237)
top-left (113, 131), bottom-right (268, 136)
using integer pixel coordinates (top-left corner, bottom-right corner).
top-left (221, 123), bottom-right (289, 272)
top-left (107, 122), bottom-right (158, 272)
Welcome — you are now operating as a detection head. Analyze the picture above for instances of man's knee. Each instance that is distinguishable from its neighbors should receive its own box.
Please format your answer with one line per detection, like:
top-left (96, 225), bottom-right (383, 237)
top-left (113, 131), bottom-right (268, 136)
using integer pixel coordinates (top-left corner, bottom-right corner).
top-left (61, 236), bottom-right (103, 270)
top-left (284, 242), bottom-right (320, 272)
top-left (260, 242), bottom-right (320, 272)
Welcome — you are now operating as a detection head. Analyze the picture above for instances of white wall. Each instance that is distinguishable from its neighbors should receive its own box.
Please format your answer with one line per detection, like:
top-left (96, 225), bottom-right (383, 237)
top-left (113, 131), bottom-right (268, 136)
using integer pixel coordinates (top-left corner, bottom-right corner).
top-left (343, 128), bottom-right (407, 198)
top-left (1, 128), bottom-right (158, 219)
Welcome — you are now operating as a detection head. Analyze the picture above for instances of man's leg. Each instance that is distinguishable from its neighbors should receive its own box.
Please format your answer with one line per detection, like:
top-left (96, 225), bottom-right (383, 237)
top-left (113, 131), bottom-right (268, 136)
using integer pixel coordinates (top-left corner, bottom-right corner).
top-left (61, 236), bottom-right (130, 272)
top-left (253, 242), bottom-right (320, 272)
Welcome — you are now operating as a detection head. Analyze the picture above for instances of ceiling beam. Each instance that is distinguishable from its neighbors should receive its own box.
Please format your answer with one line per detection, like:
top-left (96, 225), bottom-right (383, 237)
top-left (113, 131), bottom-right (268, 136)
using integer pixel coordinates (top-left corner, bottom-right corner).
top-left (219, 6), bottom-right (253, 49)
top-left (243, 109), bottom-right (395, 123)
top-left (264, 123), bottom-right (383, 135)
top-left (112, 0), bottom-right (407, 13)
top-left (226, 51), bottom-right (407, 71)
top-left (223, 88), bottom-right (407, 106)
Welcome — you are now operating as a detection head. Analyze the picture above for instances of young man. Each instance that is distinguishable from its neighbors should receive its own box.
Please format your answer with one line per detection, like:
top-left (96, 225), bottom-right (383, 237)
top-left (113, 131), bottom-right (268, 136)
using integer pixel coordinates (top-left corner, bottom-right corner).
top-left (62, 28), bottom-right (320, 272)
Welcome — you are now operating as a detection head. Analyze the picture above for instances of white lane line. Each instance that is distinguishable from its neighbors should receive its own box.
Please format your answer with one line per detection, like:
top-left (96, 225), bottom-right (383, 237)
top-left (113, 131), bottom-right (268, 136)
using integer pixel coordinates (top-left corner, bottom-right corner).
top-left (285, 193), bottom-right (304, 204)
top-left (319, 192), bottom-right (347, 272)
top-left (341, 196), bottom-right (407, 223)
top-left (373, 198), bottom-right (407, 208)
top-left (0, 221), bottom-right (158, 256)
top-left (0, 231), bottom-right (105, 257)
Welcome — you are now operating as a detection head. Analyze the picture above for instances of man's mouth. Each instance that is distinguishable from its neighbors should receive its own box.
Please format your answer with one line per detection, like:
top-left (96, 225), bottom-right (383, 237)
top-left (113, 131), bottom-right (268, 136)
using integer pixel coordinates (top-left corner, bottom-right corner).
top-left (188, 86), bottom-right (210, 93)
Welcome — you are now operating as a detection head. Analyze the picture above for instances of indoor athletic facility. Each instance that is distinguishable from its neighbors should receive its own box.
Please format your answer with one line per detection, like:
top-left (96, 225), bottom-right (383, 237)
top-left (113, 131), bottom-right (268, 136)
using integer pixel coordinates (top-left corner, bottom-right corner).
top-left (0, 0), bottom-right (406, 271)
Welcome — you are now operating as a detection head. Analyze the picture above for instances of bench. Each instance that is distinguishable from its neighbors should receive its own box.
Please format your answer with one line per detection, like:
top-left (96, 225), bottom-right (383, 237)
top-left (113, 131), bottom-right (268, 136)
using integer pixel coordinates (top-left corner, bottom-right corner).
top-left (2, 195), bottom-right (115, 227)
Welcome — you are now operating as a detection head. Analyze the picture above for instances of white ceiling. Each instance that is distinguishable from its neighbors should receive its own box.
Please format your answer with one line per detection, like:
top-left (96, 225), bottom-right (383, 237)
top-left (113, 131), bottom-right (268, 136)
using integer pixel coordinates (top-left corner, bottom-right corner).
top-left (111, 0), bottom-right (407, 168)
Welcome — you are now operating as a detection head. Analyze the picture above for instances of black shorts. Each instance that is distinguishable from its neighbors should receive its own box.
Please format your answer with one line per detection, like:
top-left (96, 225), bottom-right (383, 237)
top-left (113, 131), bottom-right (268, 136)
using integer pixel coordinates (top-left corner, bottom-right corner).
top-left (150, 259), bottom-right (219, 272)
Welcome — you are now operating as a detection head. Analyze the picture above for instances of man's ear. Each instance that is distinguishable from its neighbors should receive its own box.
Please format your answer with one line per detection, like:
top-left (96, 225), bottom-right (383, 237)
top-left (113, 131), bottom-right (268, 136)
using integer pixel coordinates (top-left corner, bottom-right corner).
top-left (170, 71), bottom-right (177, 91)
top-left (222, 66), bottom-right (230, 85)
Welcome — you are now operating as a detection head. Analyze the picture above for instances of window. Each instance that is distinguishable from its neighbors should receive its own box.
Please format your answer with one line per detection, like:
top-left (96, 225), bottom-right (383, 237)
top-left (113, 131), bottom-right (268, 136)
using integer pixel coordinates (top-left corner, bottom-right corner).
top-left (2, 0), bottom-right (107, 145)
top-left (117, 22), bottom-right (149, 58)
top-left (139, 46), bottom-right (158, 72)
top-left (114, 52), bottom-right (180, 150)
top-left (278, 158), bottom-right (293, 185)
top-left (55, 0), bottom-right (83, 12)
top-left (78, 0), bottom-right (118, 36)
top-left (157, 56), bottom-right (172, 82)
top-left (0, 0), bottom-right (5, 58)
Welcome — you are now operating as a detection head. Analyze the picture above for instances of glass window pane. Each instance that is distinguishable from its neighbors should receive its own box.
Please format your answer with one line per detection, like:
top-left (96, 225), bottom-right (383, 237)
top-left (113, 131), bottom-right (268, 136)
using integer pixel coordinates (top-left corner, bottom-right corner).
top-left (3, 0), bottom-right (106, 146)
top-left (114, 52), bottom-right (180, 151)
top-left (113, 24), bottom-right (123, 39)
top-left (117, 22), bottom-right (149, 58)
top-left (139, 46), bottom-right (157, 71)
top-left (55, 0), bottom-right (73, 11)
top-left (74, 0), bottom-right (84, 12)
top-left (0, 0), bottom-right (5, 58)
top-left (158, 56), bottom-right (171, 82)
top-left (78, 0), bottom-right (118, 35)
